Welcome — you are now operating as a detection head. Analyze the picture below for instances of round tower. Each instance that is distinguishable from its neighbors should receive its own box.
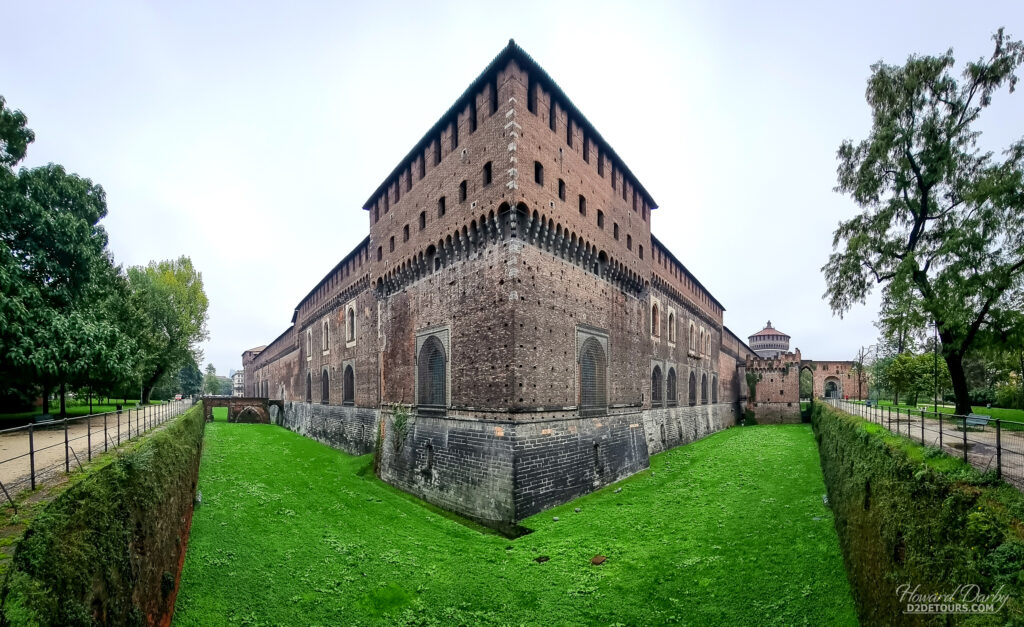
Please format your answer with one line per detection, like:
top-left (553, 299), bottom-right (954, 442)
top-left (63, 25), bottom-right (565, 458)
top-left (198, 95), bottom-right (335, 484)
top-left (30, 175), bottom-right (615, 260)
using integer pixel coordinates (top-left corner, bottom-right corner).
top-left (748, 321), bottom-right (791, 358)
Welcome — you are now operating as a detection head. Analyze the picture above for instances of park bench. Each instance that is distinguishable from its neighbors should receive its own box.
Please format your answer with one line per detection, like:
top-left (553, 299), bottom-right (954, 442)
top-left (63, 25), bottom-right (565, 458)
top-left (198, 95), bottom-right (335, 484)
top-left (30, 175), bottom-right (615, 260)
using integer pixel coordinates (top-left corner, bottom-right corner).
top-left (965, 413), bottom-right (992, 430)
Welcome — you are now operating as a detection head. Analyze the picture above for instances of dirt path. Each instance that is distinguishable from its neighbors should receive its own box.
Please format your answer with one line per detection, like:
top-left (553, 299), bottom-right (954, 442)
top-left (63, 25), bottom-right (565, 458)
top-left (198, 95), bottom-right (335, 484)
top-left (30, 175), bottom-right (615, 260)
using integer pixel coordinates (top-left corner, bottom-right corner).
top-left (830, 400), bottom-right (1024, 490)
top-left (0, 400), bottom-right (194, 498)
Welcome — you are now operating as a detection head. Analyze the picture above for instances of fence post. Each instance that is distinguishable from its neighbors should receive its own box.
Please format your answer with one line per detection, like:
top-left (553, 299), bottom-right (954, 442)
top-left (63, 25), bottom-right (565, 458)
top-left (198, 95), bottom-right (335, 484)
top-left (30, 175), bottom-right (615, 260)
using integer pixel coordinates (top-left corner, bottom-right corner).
top-left (996, 419), bottom-right (1002, 479)
top-left (887, 406), bottom-right (890, 430)
top-left (136, 410), bottom-right (140, 439)
top-left (118, 409), bottom-right (122, 446)
top-left (87, 414), bottom-right (92, 462)
top-left (64, 416), bottom-right (69, 473)
top-left (920, 409), bottom-right (925, 445)
top-left (896, 407), bottom-right (899, 435)
top-left (105, 412), bottom-right (109, 452)
top-left (938, 413), bottom-right (942, 449)
top-left (963, 416), bottom-right (968, 462)
top-left (28, 425), bottom-right (35, 490)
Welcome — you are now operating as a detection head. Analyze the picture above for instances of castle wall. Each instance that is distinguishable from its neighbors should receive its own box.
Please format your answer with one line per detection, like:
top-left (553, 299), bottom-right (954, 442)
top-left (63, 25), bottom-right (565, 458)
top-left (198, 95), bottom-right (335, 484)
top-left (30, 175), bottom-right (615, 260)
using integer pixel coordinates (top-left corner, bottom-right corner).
top-left (276, 401), bottom-right (379, 456)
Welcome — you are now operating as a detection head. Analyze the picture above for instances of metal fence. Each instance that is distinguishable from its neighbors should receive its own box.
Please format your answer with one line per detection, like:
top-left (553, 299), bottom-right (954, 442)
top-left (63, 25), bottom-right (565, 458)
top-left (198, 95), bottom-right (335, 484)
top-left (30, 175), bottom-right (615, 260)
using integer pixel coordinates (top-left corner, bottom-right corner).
top-left (826, 399), bottom-right (1024, 490)
top-left (0, 398), bottom-right (195, 507)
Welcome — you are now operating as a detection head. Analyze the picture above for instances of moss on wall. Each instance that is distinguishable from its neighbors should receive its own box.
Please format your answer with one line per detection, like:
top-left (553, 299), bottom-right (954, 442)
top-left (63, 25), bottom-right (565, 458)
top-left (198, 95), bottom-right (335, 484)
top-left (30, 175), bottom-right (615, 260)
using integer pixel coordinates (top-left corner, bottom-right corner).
top-left (0, 405), bottom-right (204, 626)
top-left (811, 402), bottom-right (1024, 625)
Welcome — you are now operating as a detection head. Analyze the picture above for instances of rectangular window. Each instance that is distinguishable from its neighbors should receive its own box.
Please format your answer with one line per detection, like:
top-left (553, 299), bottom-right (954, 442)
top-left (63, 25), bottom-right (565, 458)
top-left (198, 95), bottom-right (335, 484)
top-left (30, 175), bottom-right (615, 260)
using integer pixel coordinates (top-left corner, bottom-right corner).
top-left (534, 161), bottom-right (543, 186)
top-left (377, 246), bottom-right (383, 261)
top-left (527, 77), bottom-right (537, 113)
top-left (558, 179), bottom-right (566, 201)
top-left (403, 225), bottom-right (409, 242)
top-left (459, 180), bottom-right (467, 202)
top-left (419, 211), bottom-right (426, 230)
top-left (638, 244), bottom-right (643, 259)
top-left (483, 161), bottom-right (492, 186)
top-left (389, 236), bottom-right (395, 252)
top-left (613, 223), bottom-right (619, 240)
top-left (597, 210), bottom-right (604, 228)
top-left (627, 234), bottom-right (632, 251)
top-left (578, 195), bottom-right (586, 216)
top-left (438, 196), bottom-right (446, 217)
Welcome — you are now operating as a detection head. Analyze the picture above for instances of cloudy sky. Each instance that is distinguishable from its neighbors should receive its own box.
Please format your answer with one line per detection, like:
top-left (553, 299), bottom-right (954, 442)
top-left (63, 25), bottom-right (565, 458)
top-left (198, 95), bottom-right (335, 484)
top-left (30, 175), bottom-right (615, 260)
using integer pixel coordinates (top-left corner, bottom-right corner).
top-left (4, 1), bottom-right (1022, 375)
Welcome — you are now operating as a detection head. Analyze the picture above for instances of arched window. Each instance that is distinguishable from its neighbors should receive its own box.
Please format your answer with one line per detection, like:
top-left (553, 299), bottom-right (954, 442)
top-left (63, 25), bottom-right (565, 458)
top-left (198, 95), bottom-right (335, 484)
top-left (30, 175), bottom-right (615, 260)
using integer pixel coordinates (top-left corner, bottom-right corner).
top-left (689, 323), bottom-right (696, 350)
top-left (347, 308), bottom-right (355, 342)
top-left (417, 336), bottom-right (447, 408)
top-left (701, 374), bottom-right (708, 404)
top-left (306, 329), bottom-right (312, 356)
top-left (651, 366), bottom-right (663, 405)
top-left (305, 372), bottom-right (312, 403)
top-left (322, 320), bottom-right (329, 350)
top-left (343, 365), bottom-right (354, 405)
top-left (688, 371), bottom-right (697, 406)
top-left (667, 368), bottom-right (677, 405)
top-left (651, 304), bottom-right (660, 336)
top-left (668, 313), bottom-right (675, 342)
top-left (579, 338), bottom-right (607, 416)
top-left (321, 369), bottom-right (330, 404)
top-left (712, 376), bottom-right (718, 403)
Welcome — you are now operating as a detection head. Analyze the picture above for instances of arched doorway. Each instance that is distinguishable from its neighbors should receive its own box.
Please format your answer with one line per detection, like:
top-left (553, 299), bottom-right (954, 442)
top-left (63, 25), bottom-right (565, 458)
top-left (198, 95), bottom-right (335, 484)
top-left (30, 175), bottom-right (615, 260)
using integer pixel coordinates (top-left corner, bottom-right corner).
top-left (824, 377), bottom-right (841, 399)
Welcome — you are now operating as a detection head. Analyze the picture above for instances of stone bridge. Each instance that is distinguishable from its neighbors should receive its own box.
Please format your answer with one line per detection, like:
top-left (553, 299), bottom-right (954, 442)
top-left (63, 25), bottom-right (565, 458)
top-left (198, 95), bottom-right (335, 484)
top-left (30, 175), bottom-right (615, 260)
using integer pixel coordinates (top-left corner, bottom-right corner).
top-left (201, 396), bottom-right (283, 423)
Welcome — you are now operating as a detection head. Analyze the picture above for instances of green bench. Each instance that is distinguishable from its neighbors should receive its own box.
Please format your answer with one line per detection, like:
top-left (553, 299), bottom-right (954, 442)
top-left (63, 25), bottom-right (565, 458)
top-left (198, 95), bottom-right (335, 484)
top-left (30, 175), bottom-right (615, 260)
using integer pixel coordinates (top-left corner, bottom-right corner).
top-left (965, 413), bottom-right (992, 430)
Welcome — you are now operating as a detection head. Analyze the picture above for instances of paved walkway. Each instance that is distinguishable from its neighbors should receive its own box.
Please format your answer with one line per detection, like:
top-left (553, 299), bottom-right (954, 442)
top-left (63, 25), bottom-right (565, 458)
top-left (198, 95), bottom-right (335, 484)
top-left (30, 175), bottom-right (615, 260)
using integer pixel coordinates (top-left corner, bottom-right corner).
top-left (0, 400), bottom-right (193, 499)
top-left (829, 400), bottom-right (1024, 491)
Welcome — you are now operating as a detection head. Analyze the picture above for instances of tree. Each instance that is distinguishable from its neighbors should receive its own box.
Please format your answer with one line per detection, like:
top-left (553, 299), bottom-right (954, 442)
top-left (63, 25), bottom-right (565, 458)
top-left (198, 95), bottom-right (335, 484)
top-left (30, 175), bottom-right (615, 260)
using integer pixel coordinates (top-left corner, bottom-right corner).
top-left (202, 364), bottom-right (221, 396)
top-left (800, 368), bottom-right (813, 398)
top-left (128, 257), bottom-right (209, 403)
top-left (823, 29), bottom-right (1024, 416)
top-left (0, 95), bottom-right (134, 416)
top-left (179, 359), bottom-right (203, 396)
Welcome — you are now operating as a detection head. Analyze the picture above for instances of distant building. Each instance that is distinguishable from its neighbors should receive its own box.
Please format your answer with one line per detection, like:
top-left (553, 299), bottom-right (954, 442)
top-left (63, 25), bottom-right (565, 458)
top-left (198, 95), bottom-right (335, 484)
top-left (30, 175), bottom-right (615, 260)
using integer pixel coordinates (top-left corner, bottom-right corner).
top-left (232, 370), bottom-right (245, 397)
top-left (748, 321), bottom-right (791, 358)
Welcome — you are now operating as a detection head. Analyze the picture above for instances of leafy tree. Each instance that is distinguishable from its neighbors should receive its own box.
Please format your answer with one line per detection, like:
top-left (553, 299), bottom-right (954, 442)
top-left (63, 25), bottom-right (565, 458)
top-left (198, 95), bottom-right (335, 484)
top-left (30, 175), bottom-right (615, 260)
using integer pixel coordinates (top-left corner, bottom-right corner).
top-left (824, 29), bottom-right (1024, 415)
top-left (128, 257), bottom-right (209, 403)
top-left (179, 359), bottom-right (203, 396)
top-left (800, 368), bottom-right (813, 398)
top-left (0, 95), bottom-right (132, 416)
top-left (202, 363), bottom-right (221, 396)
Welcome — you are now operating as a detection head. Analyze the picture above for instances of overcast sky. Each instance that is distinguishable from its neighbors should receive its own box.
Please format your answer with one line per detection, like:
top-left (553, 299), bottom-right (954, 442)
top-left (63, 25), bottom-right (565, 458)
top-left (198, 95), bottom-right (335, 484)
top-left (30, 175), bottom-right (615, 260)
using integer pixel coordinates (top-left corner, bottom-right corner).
top-left (4, 1), bottom-right (1022, 375)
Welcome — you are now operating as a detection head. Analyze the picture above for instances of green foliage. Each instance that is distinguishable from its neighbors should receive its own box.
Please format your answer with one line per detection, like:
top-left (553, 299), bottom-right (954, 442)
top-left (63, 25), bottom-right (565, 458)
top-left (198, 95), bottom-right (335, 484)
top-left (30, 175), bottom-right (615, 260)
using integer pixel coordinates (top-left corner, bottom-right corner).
top-left (811, 402), bottom-right (1024, 624)
top-left (800, 368), bottom-right (814, 398)
top-left (128, 257), bottom-right (209, 403)
top-left (746, 371), bottom-right (761, 402)
top-left (0, 405), bottom-right (205, 625)
top-left (174, 423), bottom-right (856, 625)
top-left (824, 29), bottom-right (1024, 416)
top-left (390, 403), bottom-right (410, 453)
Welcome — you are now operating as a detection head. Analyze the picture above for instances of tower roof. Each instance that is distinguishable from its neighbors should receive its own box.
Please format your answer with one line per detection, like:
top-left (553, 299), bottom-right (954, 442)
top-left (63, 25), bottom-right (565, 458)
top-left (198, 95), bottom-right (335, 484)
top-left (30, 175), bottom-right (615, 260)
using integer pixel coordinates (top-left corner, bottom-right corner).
top-left (749, 321), bottom-right (789, 339)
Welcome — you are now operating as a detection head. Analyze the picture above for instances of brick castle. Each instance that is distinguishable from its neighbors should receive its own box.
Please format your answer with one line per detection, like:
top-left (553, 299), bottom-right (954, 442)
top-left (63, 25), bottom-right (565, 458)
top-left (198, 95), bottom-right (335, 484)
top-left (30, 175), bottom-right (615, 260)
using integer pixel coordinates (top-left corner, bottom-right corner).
top-left (241, 41), bottom-right (852, 527)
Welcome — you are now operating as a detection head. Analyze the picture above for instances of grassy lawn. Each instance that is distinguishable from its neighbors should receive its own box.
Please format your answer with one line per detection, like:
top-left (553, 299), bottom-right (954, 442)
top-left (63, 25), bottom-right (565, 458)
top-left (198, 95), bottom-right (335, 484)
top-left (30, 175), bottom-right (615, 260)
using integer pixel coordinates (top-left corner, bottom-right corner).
top-left (0, 399), bottom-right (165, 423)
top-left (173, 422), bottom-right (856, 625)
top-left (848, 399), bottom-right (1024, 429)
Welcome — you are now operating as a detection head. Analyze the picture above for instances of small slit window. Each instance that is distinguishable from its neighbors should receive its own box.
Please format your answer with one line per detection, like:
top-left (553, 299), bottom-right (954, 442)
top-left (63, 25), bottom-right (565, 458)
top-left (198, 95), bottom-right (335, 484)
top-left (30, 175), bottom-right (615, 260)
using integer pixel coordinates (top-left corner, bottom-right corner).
top-left (419, 211), bottom-right (426, 230)
top-left (578, 195), bottom-right (586, 216)
top-left (459, 180), bottom-right (467, 202)
top-left (483, 161), bottom-right (492, 186)
top-left (438, 196), bottom-right (446, 218)
top-left (597, 210), bottom-right (604, 228)
top-left (534, 162), bottom-right (544, 186)
top-left (558, 179), bottom-right (566, 201)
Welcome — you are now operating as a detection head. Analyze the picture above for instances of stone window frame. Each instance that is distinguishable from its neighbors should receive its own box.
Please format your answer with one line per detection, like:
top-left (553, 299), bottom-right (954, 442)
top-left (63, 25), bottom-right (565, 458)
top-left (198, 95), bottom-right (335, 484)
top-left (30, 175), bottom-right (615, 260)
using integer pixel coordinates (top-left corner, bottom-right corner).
top-left (321, 318), bottom-right (330, 356)
top-left (650, 359), bottom-right (665, 407)
top-left (576, 325), bottom-right (609, 416)
top-left (321, 367), bottom-right (330, 405)
top-left (666, 364), bottom-right (678, 406)
top-left (415, 325), bottom-right (451, 412)
top-left (342, 359), bottom-right (355, 406)
top-left (666, 307), bottom-right (677, 346)
top-left (345, 300), bottom-right (357, 348)
top-left (650, 296), bottom-right (662, 340)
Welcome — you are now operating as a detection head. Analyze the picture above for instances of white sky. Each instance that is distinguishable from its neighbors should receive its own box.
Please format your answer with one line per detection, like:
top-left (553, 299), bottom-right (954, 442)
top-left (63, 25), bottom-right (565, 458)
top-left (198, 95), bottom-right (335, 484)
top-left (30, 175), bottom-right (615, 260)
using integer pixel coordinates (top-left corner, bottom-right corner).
top-left (4, 1), bottom-right (1022, 376)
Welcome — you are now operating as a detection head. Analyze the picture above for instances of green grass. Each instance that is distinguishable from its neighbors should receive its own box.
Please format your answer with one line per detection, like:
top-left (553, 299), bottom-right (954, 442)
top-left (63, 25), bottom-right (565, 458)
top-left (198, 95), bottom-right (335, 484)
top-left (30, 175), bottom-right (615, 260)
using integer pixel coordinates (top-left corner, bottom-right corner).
top-left (173, 423), bottom-right (857, 626)
top-left (848, 399), bottom-right (1024, 430)
top-left (0, 399), bottom-right (166, 422)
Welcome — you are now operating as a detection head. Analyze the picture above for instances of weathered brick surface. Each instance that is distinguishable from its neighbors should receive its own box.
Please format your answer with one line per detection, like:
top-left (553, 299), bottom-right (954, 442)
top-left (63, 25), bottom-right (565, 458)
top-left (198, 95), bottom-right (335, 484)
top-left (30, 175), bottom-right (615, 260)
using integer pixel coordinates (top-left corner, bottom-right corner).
top-left (278, 401), bottom-right (378, 456)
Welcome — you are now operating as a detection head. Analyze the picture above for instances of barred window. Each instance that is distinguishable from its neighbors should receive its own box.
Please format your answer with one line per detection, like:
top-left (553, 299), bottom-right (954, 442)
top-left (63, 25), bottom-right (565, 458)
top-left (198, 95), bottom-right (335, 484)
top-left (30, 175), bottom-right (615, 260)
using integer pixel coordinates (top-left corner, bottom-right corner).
top-left (343, 365), bottom-right (354, 405)
top-left (306, 372), bottom-right (312, 403)
top-left (417, 336), bottom-right (447, 408)
top-left (688, 371), bottom-right (697, 406)
top-left (579, 338), bottom-right (607, 416)
top-left (651, 366), bottom-right (663, 405)
top-left (321, 369), bottom-right (330, 404)
top-left (667, 368), bottom-right (677, 405)
top-left (701, 373), bottom-right (708, 405)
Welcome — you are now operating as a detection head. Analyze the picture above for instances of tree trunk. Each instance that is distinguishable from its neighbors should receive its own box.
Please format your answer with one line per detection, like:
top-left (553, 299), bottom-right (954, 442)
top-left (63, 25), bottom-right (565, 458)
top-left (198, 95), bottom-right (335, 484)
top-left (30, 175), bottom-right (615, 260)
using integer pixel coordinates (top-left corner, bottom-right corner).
top-left (59, 382), bottom-right (66, 418)
top-left (944, 351), bottom-right (973, 416)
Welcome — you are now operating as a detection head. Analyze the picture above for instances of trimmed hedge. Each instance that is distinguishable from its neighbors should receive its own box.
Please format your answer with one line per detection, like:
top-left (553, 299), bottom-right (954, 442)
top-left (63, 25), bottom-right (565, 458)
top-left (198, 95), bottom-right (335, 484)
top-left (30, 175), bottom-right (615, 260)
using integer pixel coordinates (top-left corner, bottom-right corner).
top-left (811, 402), bottom-right (1024, 625)
top-left (0, 404), bottom-right (204, 626)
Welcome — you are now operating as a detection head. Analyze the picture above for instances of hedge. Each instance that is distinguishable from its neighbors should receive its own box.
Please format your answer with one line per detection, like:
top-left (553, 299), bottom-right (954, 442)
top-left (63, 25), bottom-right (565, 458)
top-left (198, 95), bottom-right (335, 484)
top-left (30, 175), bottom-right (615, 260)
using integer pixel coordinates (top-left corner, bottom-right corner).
top-left (0, 404), bottom-right (204, 626)
top-left (811, 402), bottom-right (1024, 625)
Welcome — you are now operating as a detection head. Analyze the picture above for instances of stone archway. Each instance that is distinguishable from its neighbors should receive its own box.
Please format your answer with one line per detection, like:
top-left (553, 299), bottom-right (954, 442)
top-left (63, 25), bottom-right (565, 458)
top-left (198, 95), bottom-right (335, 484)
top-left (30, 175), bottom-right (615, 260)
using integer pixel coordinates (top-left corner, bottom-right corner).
top-left (824, 377), bottom-right (841, 399)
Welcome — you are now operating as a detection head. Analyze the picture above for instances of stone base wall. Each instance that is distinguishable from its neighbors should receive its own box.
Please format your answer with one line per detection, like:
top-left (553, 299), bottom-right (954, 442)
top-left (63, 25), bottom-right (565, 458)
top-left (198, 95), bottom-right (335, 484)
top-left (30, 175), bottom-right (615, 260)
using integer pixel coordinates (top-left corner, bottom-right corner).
top-left (752, 402), bottom-right (802, 424)
top-left (277, 401), bottom-right (736, 524)
top-left (278, 401), bottom-right (379, 456)
top-left (378, 411), bottom-right (516, 525)
top-left (642, 402), bottom-right (739, 456)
